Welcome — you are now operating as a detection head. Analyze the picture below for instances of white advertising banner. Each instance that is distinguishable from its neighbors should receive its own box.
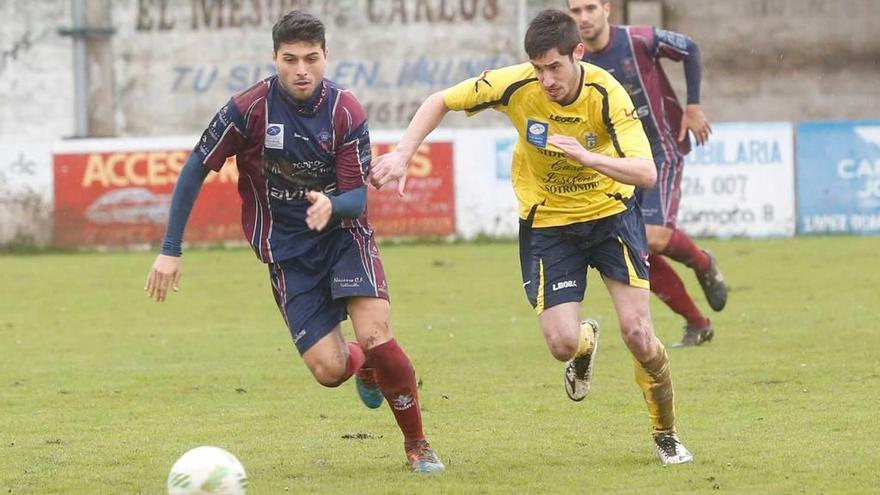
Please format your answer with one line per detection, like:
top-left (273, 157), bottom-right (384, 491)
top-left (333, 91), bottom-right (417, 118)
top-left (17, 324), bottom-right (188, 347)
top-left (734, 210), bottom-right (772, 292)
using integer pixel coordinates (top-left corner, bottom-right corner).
top-left (453, 128), bottom-right (520, 239)
top-left (678, 122), bottom-right (795, 238)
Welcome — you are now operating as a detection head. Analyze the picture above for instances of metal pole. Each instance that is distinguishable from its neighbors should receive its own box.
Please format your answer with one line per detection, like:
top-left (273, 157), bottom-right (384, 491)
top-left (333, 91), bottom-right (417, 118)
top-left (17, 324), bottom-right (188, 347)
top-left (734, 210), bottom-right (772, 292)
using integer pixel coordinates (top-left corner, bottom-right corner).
top-left (517, 0), bottom-right (527, 57)
top-left (72, 0), bottom-right (88, 137)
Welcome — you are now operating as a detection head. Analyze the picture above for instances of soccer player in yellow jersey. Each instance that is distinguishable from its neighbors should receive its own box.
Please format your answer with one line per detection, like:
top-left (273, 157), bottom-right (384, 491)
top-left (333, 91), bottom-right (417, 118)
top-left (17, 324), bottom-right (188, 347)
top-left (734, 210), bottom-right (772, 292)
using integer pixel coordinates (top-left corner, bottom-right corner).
top-left (371, 9), bottom-right (693, 464)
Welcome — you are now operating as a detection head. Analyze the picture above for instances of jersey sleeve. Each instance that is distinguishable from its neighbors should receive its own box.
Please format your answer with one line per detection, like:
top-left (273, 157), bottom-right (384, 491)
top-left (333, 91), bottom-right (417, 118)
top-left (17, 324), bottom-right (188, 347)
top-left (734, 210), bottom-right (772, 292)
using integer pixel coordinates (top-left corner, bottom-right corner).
top-left (193, 97), bottom-right (248, 172)
top-left (605, 83), bottom-right (653, 160)
top-left (443, 65), bottom-right (532, 116)
top-left (333, 91), bottom-right (371, 193)
top-left (650, 27), bottom-right (697, 62)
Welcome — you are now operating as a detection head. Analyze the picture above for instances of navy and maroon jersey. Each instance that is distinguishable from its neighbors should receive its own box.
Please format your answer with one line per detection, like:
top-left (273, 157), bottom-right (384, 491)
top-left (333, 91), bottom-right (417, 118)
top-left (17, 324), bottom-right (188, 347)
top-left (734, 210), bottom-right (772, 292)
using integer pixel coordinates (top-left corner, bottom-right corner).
top-left (582, 25), bottom-right (696, 167)
top-left (193, 75), bottom-right (372, 263)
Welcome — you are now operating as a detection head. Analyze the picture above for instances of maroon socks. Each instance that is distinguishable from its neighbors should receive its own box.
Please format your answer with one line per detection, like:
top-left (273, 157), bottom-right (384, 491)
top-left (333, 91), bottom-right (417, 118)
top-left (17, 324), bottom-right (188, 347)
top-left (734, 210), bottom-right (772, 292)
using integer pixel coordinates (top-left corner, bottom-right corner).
top-left (649, 254), bottom-right (710, 329)
top-left (662, 229), bottom-right (710, 274)
top-left (366, 339), bottom-right (425, 450)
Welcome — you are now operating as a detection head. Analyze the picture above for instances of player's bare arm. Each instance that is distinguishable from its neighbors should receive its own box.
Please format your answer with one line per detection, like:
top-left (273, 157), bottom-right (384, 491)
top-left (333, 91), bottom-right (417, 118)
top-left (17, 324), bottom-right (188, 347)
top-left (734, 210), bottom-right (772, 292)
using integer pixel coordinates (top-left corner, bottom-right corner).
top-left (547, 134), bottom-right (657, 188)
top-left (370, 91), bottom-right (450, 195)
top-left (145, 254), bottom-right (182, 302)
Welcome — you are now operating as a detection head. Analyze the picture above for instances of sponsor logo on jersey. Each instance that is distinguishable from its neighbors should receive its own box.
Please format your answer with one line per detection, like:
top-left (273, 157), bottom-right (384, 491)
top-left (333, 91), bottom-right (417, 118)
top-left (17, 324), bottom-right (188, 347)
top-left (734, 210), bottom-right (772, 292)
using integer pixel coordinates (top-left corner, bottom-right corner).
top-left (265, 124), bottom-right (284, 149)
top-left (621, 57), bottom-right (637, 78)
top-left (549, 114), bottom-right (582, 123)
top-left (474, 69), bottom-right (493, 92)
top-left (552, 280), bottom-right (578, 291)
top-left (526, 119), bottom-right (549, 148)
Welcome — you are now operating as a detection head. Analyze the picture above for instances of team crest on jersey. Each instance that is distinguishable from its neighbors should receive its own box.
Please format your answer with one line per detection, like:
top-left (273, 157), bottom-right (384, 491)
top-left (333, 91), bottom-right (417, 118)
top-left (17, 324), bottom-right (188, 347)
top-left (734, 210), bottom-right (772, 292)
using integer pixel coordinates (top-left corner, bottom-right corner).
top-left (584, 132), bottom-right (598, 149)
top-left (317, 130), bottom-right (332, 152)
top-left (526, 119), bottom-right (549, 148)
top-left (265, 124), bottom-right (284, 149)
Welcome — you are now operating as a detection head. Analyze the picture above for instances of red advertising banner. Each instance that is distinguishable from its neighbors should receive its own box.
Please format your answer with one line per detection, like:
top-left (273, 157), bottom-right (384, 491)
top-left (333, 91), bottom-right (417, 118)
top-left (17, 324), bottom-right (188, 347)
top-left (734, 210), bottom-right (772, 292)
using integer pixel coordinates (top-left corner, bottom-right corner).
top-left (53, 150), bottom-right (241, 247)
top-left (367, 142), bottom-right (456, 237)
top-left (52, 141), bottom-right (455, 247)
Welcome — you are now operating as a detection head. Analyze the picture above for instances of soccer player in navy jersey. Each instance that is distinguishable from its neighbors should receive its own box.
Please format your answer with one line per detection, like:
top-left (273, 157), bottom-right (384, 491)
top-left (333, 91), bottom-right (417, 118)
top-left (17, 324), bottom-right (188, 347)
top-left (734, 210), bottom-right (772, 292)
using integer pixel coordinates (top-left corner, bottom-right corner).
top-left (143, 11), bottom-right (443, 473)
top-left (568, 0), bottom-right (728, 347)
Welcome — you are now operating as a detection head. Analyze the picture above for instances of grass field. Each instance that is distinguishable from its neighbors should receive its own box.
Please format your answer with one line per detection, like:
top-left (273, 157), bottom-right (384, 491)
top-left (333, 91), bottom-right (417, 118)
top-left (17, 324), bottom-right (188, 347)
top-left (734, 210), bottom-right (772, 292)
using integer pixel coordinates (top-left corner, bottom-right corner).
top-left (2, 237), bottom-right (879, 494)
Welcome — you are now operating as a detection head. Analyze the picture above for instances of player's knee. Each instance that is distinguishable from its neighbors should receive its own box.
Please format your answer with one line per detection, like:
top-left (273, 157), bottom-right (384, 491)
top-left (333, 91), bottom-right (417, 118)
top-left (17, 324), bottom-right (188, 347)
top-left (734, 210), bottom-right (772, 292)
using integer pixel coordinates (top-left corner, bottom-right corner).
top-left (619, 316), bottom-right (655, 360)
top-left (309, 359), bottom-right (348, 388)
top-left (544, 329), bottom-right (578, 361)
top-left (356, 319), bottom-right (392, 350)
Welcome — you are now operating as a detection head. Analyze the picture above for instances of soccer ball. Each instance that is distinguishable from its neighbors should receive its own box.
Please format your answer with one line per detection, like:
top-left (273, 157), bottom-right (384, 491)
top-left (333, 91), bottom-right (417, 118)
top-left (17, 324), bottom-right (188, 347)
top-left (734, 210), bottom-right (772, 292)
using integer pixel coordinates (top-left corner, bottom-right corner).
top-left (167, 446), bottom-right (248, 495)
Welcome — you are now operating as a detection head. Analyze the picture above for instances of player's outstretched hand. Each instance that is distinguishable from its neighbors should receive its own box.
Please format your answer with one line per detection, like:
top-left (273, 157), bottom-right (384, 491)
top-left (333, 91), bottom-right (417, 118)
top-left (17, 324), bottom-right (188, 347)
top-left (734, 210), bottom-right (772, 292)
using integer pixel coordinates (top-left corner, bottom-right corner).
top-left (370, 151), bottom-right (408, 197)
top-left (145, 254), bottom-right (182, 302)
top-left (680, 104), bottom-right (712, 145)
top-left (548, 135), bottom-right (598, 167)
top-left (306, 190), bottom-right (332, 232)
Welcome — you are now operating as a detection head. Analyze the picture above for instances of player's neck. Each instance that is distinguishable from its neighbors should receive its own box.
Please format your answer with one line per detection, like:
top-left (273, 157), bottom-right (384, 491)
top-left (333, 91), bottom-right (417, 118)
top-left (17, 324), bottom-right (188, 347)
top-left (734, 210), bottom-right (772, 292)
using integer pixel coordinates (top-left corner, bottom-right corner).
top-left (583, 27), bottom-right (612, 54)
top-left (559, 64), bottom-right (584, 106)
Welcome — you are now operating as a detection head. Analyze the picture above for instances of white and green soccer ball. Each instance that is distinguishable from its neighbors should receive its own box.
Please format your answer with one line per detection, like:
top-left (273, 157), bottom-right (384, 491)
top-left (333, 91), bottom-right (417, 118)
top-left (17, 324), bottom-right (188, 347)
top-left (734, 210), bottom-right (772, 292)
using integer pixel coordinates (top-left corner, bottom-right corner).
top-left (167, 446), bottom-right (248, 495)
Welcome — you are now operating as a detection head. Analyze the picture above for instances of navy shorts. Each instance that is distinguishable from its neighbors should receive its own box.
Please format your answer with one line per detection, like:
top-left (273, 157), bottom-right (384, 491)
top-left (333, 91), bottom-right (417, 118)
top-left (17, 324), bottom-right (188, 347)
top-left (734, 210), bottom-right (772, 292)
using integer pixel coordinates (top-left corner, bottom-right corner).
top-left (638, 156), bottom-right (683, 228)
top-left (268, 226), bottom-right (388, 355)
top-left (519, 203), bottom-right (650, 314)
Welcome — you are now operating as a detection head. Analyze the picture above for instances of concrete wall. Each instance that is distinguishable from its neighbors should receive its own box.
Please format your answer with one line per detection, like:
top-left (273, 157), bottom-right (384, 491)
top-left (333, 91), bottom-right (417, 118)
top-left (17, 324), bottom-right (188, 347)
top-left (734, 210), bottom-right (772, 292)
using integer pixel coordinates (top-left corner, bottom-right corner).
top-left (0, 2), bottom-right (72, 245)
top-left (113, 0), bottom-right (518, 134)
top-left (660, 0), bottom-right (880, 122)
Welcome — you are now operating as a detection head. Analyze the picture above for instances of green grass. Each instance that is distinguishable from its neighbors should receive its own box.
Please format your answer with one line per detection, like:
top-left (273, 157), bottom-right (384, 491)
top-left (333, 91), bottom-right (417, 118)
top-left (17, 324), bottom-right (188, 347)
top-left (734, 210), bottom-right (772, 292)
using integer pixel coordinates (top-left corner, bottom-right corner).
top-left (2, 237), bottom-right (879, 494)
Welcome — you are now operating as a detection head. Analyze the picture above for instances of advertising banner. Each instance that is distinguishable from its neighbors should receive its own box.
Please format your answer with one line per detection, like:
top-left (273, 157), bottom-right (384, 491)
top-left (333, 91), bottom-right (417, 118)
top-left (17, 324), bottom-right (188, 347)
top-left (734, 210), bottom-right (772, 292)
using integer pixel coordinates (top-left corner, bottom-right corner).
top-left (796, 120), bottom-right (880, 235)
top-left (679, 122), bottom-right (795, 238)
top-left (367, 142), bottom-right (455, 237)
top-left (53, 148), bottom-right (240, 247)
top-left (52, 138), bottom-right (454, 247)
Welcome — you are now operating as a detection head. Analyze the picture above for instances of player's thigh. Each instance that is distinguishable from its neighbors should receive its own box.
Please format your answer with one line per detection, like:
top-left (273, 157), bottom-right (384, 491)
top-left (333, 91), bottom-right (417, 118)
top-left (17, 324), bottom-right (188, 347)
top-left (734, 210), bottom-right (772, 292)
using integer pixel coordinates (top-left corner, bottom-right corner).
top-left (268, 258), bottom-right (347, 356)
top-left (602, 275), bottom-right (657, 359)
top-left (519, 220), bottom-right (588, 315)
top-left (346, 296), bottom-right (393, 350)
top-left (601, 275), bottom-right (653, 331)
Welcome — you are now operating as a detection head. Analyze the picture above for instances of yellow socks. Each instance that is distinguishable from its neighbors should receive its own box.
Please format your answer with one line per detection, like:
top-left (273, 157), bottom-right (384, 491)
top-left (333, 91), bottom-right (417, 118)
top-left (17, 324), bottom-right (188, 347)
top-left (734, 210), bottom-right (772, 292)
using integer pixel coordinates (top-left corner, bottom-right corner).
top-left (575, 320), bottom-right (595, 357)
top-left (633, 342), bottom-right (676, 435)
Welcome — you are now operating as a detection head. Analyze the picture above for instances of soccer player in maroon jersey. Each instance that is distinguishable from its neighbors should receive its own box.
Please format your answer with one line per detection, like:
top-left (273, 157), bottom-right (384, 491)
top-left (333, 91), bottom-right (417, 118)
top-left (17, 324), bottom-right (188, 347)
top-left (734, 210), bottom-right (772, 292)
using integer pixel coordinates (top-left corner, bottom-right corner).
top-left (144, 11), bottom-right (443, 473)
top-left (568, 0), bottom-right (728, 347)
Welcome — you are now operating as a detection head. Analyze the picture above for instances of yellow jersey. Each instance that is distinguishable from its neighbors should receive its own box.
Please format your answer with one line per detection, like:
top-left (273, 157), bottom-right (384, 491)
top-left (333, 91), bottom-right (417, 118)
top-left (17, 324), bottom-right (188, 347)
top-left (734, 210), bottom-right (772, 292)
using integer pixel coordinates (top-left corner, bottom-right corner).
top-left (444, 62), bottom-right (653, 227)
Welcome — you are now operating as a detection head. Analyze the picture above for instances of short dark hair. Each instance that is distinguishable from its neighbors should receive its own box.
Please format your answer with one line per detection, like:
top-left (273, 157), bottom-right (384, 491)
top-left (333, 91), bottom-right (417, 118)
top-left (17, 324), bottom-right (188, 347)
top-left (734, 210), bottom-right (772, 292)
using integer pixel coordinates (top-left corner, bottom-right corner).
top-left (524, 9), bottom-right (581, 59)
top-left (272, 10), bottom-right (325, 52)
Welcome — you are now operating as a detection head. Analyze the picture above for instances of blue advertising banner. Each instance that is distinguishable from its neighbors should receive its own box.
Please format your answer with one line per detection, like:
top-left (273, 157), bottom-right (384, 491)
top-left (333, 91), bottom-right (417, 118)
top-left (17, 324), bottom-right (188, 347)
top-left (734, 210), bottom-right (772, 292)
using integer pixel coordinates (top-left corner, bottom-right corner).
top-left (796, 120), bottom-right (880, 235)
